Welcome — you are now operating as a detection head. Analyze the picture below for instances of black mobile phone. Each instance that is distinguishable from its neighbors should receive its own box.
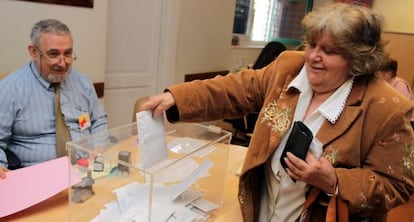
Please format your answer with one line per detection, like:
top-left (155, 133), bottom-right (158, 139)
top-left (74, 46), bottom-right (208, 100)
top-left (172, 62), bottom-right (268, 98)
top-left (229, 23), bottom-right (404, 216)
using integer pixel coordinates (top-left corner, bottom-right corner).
top-left (280, 121), bottom-right (313, 170)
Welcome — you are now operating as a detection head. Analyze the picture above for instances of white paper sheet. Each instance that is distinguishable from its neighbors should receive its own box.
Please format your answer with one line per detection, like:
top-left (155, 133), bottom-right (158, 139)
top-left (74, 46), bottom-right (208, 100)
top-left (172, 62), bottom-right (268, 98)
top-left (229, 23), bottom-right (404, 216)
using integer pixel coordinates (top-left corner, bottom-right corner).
top-left (92, 181), bottom-right (173, 222)
top-left (147, 158), bottom-right (207, 184)
top-left (170, 160), bottom-right (213, 200)
top-left (136, 110), bottom-right (168, 169)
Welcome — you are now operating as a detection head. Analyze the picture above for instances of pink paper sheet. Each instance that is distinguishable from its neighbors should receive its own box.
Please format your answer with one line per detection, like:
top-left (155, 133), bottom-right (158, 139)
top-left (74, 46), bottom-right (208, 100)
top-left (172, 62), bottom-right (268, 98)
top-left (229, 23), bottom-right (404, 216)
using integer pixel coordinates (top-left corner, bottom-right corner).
top-left (0, 156), bottom-right (81, 218)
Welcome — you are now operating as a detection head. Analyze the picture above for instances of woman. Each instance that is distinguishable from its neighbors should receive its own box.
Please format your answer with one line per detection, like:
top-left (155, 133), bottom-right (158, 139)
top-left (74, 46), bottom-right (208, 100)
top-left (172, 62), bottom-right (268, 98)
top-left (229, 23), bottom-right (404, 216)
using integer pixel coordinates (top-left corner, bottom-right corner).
top-left (378, 58), bottom-right (414, 126)
top-left (136, 3), bottom-right (414, 222)
top-left (379, 58), bottom-right (413, 101)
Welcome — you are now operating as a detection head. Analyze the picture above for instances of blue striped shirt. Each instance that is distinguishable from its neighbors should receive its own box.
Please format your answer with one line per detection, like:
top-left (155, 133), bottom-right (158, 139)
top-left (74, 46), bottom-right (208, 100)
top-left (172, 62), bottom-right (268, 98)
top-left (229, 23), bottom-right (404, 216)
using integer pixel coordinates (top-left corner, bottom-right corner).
top-left (0, 61), bottom-right (108, 167)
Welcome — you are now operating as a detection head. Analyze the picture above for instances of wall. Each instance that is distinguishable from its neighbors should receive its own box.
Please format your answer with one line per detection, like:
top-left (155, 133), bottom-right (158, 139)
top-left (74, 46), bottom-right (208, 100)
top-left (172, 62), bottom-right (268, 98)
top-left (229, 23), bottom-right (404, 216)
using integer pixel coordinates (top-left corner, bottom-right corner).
top-left (173, 0), bottom-right (254, 84)
top-left (381, 32), bottom-right (414, 86)
top-left (313, 0), bottom-right (332, 8)
top-left (373, 0), bottom-right (414, 34)
top-left (0, 0), bottom-right (108, 84)
top-left (373, 0), bottom-right (414, 85)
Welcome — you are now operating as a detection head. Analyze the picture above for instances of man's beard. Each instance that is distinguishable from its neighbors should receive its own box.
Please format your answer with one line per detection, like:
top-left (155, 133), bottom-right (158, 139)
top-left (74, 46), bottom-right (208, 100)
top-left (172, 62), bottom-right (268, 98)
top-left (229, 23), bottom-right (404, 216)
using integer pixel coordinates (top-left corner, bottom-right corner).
top-left (47, 72), bottom-right (68, 83)
top-left (44, 64), bottom-right (71, 83)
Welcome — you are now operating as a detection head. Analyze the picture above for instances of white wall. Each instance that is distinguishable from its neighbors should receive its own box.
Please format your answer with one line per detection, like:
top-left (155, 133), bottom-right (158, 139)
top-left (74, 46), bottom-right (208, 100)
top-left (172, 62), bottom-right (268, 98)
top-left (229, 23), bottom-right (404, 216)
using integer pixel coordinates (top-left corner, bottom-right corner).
top-left (0, 0), bottom-right (108, 83)
top-left (173, 0), bottom-right (261, 84)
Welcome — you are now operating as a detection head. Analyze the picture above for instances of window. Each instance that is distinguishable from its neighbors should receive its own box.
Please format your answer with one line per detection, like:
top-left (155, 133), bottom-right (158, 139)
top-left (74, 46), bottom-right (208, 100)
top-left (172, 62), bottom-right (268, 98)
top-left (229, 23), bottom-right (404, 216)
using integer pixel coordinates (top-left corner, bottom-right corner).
top-left (232, 0), bottom-right (313, 47)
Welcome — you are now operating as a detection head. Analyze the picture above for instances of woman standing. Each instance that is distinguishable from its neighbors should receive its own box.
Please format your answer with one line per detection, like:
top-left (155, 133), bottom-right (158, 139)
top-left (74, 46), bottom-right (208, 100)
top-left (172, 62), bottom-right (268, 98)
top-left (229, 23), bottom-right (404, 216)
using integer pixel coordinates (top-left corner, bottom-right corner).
top-left (136, 3), bottom-right (414, 221)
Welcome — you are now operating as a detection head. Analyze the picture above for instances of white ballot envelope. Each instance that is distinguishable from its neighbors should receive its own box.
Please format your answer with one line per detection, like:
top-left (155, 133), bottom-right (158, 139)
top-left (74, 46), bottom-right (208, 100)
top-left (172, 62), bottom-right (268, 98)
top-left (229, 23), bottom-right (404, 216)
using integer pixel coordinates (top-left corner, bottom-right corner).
top-left (136, 111), bottom-right (168, 169)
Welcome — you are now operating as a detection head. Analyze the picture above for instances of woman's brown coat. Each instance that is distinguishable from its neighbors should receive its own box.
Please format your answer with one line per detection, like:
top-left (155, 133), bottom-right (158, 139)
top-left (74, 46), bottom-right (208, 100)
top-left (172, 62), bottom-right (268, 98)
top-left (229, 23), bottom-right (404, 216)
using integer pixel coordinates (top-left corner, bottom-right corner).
top-left (166, 51), bottom-right (414, 221)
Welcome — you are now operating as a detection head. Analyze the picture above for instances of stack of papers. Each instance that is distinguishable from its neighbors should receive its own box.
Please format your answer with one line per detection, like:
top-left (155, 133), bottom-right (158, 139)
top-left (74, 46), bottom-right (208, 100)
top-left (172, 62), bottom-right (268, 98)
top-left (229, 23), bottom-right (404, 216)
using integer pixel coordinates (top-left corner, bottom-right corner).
top-left (91, 182), bottom-right (218, 222)
top-left (91, 159), bottom-right (217, 222)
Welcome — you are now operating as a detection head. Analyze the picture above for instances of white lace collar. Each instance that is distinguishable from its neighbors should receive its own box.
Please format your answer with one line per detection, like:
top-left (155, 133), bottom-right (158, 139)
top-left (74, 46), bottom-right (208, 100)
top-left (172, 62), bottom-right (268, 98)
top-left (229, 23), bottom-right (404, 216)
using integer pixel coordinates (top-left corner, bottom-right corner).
top-left (289, 66), bottom-right (354, 124)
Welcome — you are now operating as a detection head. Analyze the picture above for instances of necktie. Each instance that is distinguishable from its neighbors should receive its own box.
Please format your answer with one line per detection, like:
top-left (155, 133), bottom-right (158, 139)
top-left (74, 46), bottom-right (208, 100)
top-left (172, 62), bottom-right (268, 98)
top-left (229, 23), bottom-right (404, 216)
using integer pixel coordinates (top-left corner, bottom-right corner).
top-left (54, 83), bottom-right (72, 159)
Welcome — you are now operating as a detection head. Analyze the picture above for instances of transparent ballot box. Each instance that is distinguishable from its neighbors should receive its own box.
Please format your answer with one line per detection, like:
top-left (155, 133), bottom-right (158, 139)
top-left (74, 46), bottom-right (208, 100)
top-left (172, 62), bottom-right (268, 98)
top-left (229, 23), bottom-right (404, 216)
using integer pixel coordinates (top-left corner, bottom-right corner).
top-left (67, 122), bottom-right (232, 222)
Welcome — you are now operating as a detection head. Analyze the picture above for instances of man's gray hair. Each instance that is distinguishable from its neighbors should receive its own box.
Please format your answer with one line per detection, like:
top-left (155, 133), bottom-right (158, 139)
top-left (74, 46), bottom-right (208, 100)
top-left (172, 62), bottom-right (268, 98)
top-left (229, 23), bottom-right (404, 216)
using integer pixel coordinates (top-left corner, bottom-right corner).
top-left (30, 19), bottom-right (71, 48)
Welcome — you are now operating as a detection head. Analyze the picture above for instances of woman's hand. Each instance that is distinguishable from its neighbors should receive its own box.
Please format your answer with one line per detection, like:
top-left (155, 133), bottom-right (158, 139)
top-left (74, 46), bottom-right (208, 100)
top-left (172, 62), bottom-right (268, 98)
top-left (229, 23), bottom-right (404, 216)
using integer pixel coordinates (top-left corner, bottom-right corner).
top-left (284, 152), bottom-right (337, 193)
top-left (0, 166), bottom-right (8, 179)
top-left (134, 92), bottom-right (176, 118)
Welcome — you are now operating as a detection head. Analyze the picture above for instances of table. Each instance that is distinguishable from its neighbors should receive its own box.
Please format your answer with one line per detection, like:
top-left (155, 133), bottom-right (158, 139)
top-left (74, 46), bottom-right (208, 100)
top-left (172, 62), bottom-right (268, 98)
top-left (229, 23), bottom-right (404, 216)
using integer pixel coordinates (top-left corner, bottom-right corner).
top-left (2, 142), bottom-right (412, 222)
top-left (0, 145), bottom-right (247, 222)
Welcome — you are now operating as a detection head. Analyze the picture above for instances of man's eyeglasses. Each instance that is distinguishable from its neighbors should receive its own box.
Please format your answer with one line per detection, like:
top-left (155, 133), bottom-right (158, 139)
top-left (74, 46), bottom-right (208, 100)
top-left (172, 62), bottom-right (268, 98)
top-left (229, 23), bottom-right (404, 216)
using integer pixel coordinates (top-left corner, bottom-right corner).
top-left (36, 47), bottom-right (77, 64)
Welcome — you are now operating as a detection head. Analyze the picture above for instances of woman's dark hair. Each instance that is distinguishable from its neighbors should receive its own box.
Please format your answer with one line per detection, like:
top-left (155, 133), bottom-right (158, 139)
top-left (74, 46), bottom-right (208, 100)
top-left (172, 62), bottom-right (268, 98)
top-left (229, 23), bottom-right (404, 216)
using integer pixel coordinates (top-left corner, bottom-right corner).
top-left (381, 58), bottom-right (398, 77)
top-left (252, 41), bottom-right (287, 69)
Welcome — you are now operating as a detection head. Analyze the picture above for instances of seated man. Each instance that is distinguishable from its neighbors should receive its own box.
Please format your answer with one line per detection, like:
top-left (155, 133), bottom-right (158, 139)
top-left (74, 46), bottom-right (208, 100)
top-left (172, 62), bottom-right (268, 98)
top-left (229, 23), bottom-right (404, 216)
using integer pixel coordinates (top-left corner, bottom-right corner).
top-left (0, 19), bottom-right (108, 178)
